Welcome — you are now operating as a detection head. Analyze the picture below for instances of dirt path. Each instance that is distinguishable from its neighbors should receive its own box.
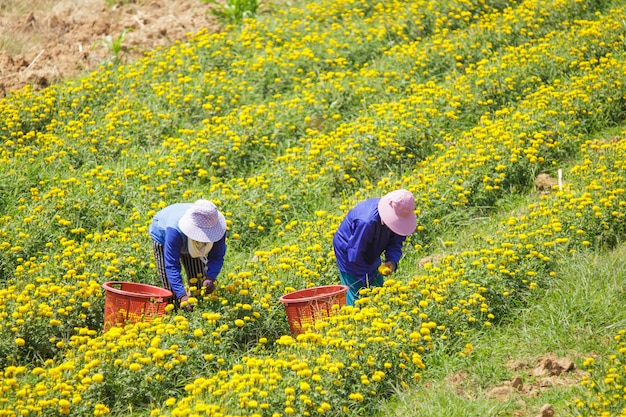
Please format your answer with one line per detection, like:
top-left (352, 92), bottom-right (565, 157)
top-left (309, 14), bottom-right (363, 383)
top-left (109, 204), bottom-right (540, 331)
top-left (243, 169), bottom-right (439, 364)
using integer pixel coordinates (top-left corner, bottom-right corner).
top-left (0, 0), bottom-right (218, 97)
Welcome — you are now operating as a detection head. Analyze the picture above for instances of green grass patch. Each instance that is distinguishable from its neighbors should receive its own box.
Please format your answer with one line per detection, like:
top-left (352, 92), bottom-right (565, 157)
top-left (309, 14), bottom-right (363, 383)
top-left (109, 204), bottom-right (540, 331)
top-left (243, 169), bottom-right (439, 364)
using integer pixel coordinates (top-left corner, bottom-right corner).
top-left (383, 241), bottom-right (626, 416)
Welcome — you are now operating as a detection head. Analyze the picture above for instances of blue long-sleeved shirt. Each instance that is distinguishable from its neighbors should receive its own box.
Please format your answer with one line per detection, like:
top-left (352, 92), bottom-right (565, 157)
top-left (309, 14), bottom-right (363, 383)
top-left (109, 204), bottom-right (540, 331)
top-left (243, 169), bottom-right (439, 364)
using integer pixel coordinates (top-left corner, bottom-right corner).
top-left (149, 203), bottom-right (226, 298)
top-left (333, 198), bottom-right (406, 282)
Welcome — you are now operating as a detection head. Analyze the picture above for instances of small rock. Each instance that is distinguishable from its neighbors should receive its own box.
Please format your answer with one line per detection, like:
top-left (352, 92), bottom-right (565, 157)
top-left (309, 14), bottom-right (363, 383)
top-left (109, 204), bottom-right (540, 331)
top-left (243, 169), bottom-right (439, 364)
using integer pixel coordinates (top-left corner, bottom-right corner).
top-left (417, 253), bottom-right (445, 267)
top-left (535, 173), bottom-right (557, 193)
top-left (533, 354), bottom-right (575, 377)
top-left (22, 12), bottom-right (36, 28)
top-left (486, 386), bottom-right (511, 400)
top-left (538, 403), bottom-right (554, 417)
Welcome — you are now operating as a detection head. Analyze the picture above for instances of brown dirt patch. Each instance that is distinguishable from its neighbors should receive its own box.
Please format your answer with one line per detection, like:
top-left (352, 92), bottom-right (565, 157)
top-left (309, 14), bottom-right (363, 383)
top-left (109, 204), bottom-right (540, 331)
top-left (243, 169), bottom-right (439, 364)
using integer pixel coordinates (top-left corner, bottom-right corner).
top-left (417, 253), bottom-right (446, 268)
top-left (488, 354), bottom-right (582, 416)
top-left (535, 173), bottom-right (559, 194)
top-left (441, 353), bottom-right (583, 417)
top-left (486, 353), bottom-right (581, 399)
top-left (0, 0), bottom-right (218, 97)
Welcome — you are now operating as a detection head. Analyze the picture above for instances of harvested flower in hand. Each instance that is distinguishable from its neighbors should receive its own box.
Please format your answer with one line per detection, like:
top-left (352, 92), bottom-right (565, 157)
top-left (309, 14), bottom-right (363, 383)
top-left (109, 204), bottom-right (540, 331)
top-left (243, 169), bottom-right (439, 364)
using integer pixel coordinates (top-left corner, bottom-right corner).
top-left (378, 264), bottom-right (392, 276)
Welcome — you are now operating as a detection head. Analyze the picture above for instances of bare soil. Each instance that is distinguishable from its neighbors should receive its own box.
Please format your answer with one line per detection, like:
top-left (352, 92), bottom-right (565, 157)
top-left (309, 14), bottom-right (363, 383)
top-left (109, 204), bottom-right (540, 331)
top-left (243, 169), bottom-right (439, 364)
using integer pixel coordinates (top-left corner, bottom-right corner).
top-left (0, 0), bottom-right (218, 97)
top-left (445, 354), bottom-right (581, 417)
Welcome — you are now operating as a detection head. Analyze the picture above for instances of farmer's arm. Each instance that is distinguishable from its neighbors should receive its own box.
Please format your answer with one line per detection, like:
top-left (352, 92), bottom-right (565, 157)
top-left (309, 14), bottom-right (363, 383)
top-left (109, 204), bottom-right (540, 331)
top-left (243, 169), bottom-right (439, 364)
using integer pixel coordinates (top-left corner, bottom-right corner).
top-left (163, 227), bottom-right (186, 299)
top-left (205, 234), bottom-right (226, 281)
top-left (383, 233), bottom-right (406, 271)
top-left (345, 220), bottom-right (376, 280)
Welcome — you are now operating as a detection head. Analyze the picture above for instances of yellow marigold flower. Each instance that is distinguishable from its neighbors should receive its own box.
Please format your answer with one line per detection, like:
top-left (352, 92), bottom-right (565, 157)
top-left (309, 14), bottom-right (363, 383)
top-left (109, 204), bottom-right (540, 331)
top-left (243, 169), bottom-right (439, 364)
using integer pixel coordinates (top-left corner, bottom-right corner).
top-left (378, 264), bottom-right (392, 276)
top-left (93, 403), bottom-right (110, 416)
top-left (15, 338), bottom-right (26, 347)
top-left (235, 319), bottom-right (245, 327)
top-left (32, 367), bottom-right (45, 376)
top-left (349, 392), bottom-right (364, 402)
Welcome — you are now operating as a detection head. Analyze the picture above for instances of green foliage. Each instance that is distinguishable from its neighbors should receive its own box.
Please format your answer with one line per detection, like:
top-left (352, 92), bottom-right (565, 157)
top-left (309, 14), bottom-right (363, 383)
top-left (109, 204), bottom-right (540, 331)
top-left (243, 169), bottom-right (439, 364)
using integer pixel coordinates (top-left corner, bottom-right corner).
top-left (93, 28), bottom-right (135, 65)
top-left (380, 244), bottom-right (626, 417)
top-left (104, 0), bottom-right (133, 8)
top-left (203, 0), bottom-right (261, 25)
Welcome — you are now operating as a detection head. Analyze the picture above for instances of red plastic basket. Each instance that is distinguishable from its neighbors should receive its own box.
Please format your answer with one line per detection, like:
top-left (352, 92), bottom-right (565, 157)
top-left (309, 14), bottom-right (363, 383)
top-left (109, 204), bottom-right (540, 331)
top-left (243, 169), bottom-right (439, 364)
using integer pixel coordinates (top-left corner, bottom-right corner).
top-left (279, 285), bottom-right (348, 337)
top-left (102, 281), bottom-right (173, 331)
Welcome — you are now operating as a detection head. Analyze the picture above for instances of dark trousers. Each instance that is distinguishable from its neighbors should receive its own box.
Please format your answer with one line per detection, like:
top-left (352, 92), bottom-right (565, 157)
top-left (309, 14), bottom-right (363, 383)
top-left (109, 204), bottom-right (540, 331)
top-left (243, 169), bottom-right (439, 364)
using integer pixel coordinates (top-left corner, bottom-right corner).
top-left (152, 241), bottom-right (205, 300)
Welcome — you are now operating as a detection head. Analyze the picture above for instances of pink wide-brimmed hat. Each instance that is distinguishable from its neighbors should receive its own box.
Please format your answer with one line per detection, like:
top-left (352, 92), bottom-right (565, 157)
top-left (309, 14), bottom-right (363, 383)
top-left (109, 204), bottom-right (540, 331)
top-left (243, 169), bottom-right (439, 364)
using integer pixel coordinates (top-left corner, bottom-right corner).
top-left (378, 189), bottom-right (417, 236)
top-left (178, 200), bottom-right (226, 242)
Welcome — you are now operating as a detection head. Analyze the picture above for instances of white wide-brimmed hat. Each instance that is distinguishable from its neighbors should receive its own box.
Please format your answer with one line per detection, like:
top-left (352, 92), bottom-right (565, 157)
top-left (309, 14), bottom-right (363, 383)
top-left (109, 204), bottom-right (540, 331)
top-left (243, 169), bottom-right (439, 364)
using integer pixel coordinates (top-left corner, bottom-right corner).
top-left (378, 189), bottom-right (417, 236)
top-left (178, 200), bottom-right (226, 242)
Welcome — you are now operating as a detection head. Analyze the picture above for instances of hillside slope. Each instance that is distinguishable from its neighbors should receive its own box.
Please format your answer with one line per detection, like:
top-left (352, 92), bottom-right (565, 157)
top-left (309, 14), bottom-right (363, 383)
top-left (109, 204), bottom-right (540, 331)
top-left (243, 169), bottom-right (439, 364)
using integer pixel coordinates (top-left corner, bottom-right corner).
top-left (1, 1), bottom-right (626, 416)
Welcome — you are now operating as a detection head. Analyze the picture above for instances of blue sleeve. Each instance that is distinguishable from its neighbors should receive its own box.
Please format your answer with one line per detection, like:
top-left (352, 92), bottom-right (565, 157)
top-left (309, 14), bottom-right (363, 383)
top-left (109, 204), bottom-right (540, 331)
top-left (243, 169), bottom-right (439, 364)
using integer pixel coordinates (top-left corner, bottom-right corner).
top-left (205, 235), bottom-right (226, 280)
top-left (384, 233), bottom-right (406, 266)
top-left (346, 220), bottom-right (375, 279)
top-left (163, 227), bottom-right (186, 299)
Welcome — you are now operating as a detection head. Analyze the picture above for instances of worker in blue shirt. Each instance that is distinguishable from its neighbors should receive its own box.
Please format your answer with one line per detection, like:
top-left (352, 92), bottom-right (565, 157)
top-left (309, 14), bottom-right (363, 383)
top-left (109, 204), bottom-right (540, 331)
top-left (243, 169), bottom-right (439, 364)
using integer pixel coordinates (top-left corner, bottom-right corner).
top-left (149, 199), bottom-right (227, 311)
top-left (333, 189), bottom-right (417, 306)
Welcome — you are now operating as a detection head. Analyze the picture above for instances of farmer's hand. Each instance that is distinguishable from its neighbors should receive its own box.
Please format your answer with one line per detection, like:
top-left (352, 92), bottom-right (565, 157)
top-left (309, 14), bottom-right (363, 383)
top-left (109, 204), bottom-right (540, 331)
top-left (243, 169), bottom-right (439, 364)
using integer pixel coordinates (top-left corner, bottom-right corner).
top-left (179, 294), bottom-right (194, 312)
top-left (203, 278), bottom-right (215, 295)
top-left (378, 261), bottom-right (396, 276)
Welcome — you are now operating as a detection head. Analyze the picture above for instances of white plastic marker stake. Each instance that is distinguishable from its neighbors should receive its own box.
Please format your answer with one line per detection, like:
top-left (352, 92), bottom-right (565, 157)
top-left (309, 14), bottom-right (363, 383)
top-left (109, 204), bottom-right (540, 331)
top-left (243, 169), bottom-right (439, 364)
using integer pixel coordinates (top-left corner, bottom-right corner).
top-left (558, 169), bottom-right (563, 190)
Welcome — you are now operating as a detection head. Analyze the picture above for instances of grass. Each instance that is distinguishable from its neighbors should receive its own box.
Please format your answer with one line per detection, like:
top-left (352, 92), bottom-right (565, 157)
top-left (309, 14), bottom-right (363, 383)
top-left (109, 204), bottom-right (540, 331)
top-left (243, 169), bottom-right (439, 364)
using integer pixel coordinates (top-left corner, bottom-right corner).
top-left (0, 0), bottom-right (76, 57)
top-left (203, 0), bottom-right (261, 25)
top-left (0, 0), bottom-right (59, 14)
top-left (379, 241), bottom-right (626, 416)
top-left (376, 143), bottom-right (626, 415)
top-left (0, 36), bottom-right (34, 57)
top-left (93, 28), bottom-right (135, 65)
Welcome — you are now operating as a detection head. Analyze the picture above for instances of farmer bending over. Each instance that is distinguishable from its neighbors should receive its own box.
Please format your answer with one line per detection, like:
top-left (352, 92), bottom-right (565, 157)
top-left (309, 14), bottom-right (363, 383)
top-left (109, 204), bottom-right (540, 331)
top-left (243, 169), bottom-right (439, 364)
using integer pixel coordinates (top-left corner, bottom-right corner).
top-left (333, 189), bottom-right (417, 306)
top-left (149, 199), bottom-right (227, 311)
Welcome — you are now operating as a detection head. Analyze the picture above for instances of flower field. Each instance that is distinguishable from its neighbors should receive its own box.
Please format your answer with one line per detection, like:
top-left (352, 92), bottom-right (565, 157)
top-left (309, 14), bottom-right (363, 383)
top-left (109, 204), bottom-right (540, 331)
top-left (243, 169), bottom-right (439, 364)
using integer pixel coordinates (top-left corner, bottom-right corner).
top-left (2, 0), bottom-right (626, 415)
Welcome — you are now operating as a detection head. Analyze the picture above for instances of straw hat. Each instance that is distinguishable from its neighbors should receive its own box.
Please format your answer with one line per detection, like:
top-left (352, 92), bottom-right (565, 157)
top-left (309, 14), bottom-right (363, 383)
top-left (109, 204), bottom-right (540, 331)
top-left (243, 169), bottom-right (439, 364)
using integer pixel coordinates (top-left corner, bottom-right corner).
top-left (178, 200), bottom-right (226, 242)
top-left (378, 189), bottom-right (417, 236)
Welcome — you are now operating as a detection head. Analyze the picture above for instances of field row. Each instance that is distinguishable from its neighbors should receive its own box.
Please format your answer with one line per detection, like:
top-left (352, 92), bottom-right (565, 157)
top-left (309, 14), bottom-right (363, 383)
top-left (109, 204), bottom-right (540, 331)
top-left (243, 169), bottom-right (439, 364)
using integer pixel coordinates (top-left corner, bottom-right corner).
top-left (1, 0), bottom-right (626, 416)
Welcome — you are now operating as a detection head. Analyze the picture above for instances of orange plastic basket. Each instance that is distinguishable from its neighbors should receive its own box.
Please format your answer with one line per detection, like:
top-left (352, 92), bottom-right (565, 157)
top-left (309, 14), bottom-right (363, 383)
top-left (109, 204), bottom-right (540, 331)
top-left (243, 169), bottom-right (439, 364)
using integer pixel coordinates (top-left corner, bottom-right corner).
top-left (102, 281), bottom-right (173, 331)
top-left (279, 285), bottom-right (348, 337)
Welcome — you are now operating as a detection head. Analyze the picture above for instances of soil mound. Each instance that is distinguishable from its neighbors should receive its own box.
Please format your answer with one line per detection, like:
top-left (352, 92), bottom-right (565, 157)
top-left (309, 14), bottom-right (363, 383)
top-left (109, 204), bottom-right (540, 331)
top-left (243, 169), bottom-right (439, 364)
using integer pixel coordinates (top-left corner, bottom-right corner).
top-left (0, 0), bottom-right (217, 97)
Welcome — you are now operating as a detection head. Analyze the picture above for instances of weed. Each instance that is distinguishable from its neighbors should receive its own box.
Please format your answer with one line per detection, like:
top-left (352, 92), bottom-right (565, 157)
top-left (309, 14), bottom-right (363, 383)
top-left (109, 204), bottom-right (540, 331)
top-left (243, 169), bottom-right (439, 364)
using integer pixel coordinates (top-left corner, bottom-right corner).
top-left (93, 28), bottom-right (134, 65)
top-left (104, 0), bottom-right (135, 8)
top-left (202, 0), bottom-right (261, 25)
